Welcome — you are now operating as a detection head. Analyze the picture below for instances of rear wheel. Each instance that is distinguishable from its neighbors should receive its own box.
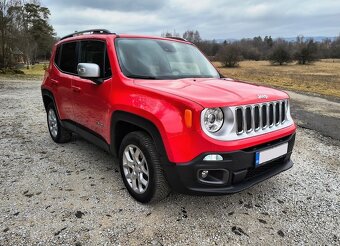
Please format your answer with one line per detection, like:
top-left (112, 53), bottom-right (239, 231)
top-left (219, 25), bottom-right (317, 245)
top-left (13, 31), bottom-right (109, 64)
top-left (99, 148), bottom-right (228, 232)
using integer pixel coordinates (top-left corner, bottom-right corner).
top-left (119, 131), bottom-right (170, 203)
top-left (46, 103), bottom-right (72, 143)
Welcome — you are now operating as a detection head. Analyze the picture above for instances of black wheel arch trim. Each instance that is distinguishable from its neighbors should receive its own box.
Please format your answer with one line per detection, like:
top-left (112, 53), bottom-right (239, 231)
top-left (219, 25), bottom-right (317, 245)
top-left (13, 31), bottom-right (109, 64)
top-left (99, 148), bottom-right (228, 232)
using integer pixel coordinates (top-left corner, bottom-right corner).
top-left (41, 89), bottom-right (57, 112)
top-left (110, 111), bottom-right (171, 165)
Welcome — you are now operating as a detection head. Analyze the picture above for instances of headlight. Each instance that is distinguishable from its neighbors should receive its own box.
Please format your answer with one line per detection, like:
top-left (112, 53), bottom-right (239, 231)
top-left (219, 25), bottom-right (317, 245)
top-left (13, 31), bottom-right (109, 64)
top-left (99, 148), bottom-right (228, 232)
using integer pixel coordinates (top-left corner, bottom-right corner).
top-left (203, 108), bottom-right (224, 132)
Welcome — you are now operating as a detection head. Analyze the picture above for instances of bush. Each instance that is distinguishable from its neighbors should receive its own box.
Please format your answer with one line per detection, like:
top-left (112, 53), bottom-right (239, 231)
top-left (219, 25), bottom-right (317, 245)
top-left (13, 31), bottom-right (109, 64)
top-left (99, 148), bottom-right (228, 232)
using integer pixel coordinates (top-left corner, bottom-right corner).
top-left (269, 45), bottom-right (292, 65)
top-left (13, 69), bottom-right (25, 74)
top-left (0, 68), bottom-right (25, 74)
top-left (217, 44), bottom-right (242, 67)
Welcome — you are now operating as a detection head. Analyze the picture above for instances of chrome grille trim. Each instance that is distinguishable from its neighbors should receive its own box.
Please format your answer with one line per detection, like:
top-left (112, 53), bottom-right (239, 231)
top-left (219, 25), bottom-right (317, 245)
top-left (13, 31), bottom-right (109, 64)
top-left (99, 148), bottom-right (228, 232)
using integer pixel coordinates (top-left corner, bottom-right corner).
top-left (235, 100), bottom-right (289, 135)
top-left (200, 99), bottom-right (293, 141)
top-left (269, 103), bottom-right (274, 128)
top-left (245, 106), bottom-right (253, 133)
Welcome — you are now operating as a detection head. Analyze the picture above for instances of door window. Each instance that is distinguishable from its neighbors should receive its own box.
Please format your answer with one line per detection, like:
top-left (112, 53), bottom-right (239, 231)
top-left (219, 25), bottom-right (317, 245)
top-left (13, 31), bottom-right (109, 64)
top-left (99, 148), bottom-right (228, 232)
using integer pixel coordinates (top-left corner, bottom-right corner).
top-left (80, 41), bottom-right (112, 78)
top-left (59, 42), bottom-right (77, 74)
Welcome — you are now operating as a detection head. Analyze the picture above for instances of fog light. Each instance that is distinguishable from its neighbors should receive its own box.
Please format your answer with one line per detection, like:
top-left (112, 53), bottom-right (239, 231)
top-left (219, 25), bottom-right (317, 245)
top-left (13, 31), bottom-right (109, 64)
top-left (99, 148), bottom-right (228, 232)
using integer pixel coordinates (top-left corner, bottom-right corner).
top-left (203, 154), bottom-right (223, 161)
top-left (201, 170), bottom-right (209, 178)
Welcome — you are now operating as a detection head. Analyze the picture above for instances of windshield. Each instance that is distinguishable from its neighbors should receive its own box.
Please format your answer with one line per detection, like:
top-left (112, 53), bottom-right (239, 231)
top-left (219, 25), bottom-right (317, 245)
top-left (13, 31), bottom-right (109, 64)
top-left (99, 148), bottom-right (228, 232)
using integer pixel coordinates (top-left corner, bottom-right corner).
top-left (115, 38), bottom-right (220, 80)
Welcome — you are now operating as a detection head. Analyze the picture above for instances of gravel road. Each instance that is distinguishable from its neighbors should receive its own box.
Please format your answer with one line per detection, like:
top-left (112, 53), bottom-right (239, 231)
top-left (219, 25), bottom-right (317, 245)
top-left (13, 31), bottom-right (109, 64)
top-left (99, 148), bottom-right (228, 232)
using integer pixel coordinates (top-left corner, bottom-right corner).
top-left (288, 90), bottom-right (340, 141)
top-left (0, 80), bottom-right (339, 245)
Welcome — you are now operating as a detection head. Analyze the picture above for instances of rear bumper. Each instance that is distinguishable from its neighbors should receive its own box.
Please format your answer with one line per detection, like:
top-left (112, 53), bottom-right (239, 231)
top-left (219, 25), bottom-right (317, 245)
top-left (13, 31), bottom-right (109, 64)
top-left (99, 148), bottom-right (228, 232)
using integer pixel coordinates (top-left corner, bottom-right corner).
top-left (163, 133), bottom-right (295, 195)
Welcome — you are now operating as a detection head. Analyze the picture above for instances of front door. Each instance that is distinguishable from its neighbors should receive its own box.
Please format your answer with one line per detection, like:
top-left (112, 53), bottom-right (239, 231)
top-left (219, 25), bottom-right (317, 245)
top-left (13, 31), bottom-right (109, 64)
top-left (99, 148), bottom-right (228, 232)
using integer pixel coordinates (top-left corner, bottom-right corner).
top-left (71, 40), bottom-right (112, 138)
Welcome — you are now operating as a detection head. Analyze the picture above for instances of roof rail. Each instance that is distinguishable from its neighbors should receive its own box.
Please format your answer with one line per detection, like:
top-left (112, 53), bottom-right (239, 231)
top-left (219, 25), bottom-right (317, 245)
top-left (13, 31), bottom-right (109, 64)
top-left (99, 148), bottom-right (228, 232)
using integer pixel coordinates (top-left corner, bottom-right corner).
top-left (61, 29), bottom-right (114, 40)
top-left (167, 36), bottom-right (189, 42)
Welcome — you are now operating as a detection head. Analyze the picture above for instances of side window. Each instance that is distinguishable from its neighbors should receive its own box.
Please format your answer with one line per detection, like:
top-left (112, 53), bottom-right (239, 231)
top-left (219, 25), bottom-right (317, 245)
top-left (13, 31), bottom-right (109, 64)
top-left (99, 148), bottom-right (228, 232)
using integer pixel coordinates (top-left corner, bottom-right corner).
top-left (59, 42), bottom-right (77, 74)
top-left (80, 40), bottom-right (112, 78)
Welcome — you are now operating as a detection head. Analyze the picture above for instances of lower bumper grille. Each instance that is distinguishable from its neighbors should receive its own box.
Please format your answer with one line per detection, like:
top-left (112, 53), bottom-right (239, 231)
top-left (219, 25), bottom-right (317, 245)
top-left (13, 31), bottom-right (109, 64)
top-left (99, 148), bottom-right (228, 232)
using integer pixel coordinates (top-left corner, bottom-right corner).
top-left (244, 157), bottom-right (285, 181)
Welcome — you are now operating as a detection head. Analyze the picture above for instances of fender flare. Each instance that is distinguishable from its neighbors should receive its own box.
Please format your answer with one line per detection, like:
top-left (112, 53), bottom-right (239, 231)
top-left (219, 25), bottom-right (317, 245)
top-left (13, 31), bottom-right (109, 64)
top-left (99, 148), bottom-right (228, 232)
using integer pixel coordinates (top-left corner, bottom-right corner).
top-left (110, 111), bottom-right (171, 165)
top-left (41, 89), bottom-right (57, 111)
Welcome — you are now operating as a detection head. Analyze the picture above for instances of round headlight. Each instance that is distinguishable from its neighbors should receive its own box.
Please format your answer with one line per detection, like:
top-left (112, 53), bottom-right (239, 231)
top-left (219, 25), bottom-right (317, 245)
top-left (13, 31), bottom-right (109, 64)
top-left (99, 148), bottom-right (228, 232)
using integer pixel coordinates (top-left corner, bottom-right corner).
top-left (203, 108), bottom-right (224, 133)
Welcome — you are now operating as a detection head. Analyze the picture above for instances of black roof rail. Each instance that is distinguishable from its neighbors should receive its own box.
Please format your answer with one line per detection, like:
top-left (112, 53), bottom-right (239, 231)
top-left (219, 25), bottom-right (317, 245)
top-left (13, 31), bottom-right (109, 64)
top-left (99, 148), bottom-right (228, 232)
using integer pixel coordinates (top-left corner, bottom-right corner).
top-left (167, 36), bottom-right (189, 42)
top-left (60, 29), bottom-right (115, 40)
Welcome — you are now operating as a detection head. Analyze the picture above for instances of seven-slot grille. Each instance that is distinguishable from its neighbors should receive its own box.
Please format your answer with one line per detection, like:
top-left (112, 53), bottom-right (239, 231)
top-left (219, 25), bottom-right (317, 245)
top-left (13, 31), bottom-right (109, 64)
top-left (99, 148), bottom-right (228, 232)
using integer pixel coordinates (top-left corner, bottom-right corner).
top-left (235, 100), bottom-right (288, 135)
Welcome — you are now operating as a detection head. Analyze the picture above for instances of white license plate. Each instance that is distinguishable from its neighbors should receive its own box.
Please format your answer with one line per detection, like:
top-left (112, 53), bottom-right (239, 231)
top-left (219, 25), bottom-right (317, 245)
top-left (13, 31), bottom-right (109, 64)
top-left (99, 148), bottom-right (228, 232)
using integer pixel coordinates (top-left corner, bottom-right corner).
top-left (255, 143), bottom-right (288, 167)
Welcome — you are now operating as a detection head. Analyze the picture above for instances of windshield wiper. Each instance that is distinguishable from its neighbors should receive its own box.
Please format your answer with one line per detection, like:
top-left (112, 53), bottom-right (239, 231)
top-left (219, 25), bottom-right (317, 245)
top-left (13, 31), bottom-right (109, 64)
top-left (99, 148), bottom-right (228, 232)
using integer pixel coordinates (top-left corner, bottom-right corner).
top-left (127, 74), bottom-right (158, 80)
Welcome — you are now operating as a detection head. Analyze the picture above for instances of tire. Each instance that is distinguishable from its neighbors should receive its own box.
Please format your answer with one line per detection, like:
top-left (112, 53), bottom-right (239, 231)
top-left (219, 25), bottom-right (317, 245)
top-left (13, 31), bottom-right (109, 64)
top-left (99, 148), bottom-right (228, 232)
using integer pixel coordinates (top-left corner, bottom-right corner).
top-left (119, 131), bottom-right (170, 203)
top-left (46, 102), bottom-right (72, 143)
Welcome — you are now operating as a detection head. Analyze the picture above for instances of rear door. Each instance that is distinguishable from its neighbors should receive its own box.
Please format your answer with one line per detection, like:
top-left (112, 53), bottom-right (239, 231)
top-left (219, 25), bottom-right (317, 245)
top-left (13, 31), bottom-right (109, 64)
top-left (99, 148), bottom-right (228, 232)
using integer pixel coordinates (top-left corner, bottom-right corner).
top-left (52, 41), bottom-right (78, 120)
top-left (72, 40), bottom-right (112, 138)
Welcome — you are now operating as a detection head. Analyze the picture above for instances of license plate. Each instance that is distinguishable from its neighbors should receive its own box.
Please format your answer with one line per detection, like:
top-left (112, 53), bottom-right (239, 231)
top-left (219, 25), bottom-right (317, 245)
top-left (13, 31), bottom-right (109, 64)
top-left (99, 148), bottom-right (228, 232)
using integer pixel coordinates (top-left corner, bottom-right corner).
top-left (255, 143), bottom-right (288, 167)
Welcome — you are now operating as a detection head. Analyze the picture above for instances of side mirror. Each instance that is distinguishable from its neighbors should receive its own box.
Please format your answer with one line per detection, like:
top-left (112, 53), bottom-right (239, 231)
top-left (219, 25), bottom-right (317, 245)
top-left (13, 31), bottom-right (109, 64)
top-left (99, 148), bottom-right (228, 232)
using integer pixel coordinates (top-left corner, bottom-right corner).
top-left (77, 63), bottom-right (102, 84)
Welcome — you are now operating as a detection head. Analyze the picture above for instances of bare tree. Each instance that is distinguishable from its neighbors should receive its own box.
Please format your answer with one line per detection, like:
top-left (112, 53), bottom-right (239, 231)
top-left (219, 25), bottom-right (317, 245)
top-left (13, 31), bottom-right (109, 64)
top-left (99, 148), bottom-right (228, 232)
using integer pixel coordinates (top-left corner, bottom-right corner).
top-left (331, 35), bottom-right (340, 58)
top-left (161, 30), bottom-right (180, 38)
top-left (2, 0), bottom-right (54, 68)
top-left (183, 30), bottom-right (201, 43)
top-left (294, 36), bottom-right (318, 64)
top-left (0, 0), bottom-right (18, 67)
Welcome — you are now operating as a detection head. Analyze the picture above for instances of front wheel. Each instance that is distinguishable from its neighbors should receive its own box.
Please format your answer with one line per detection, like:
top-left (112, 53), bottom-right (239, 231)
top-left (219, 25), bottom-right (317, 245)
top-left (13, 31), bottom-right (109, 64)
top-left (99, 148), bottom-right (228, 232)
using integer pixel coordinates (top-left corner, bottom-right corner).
top-left (119, 131), bottom-right (170, 203)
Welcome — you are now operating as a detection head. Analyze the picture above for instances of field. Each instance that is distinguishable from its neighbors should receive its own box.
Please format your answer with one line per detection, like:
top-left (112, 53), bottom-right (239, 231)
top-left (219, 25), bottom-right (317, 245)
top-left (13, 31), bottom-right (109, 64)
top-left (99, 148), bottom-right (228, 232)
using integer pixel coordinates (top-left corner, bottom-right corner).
top-left (1, 60), bottom-right (340, 99)
top-left (0, 63), bottom-right (46, 80)
top-left (214, 59), bottom-right (340, 99)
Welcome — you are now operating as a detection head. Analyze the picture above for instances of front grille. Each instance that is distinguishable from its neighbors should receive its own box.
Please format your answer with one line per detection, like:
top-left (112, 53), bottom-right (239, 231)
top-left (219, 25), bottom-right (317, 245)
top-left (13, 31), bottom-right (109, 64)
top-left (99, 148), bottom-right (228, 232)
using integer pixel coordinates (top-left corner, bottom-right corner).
top-left (235, 100), bottom-right (288, 135)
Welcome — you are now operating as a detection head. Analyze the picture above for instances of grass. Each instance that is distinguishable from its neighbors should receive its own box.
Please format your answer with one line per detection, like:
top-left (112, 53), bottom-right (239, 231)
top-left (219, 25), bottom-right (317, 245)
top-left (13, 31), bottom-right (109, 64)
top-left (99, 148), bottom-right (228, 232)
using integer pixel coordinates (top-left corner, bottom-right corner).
top-left (0, 63), bottom-right (46, 80)
top-left (214, 59), bottom-right (340, 99)
top-left (21, 63), bottom-right (47, 76)
top-left (1, 60), bottom-right (340, 99)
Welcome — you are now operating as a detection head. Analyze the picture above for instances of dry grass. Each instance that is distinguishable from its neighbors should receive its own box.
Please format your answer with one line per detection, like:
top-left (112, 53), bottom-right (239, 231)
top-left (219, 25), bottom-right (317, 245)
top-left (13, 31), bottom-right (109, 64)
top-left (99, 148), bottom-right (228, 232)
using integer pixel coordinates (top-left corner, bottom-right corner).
top-left (0, 64), bottom-right (46, 80)
top-left (21, 63), bottom-right (47, 76)
top-left (2, 60), bottom-right (340, 98)
top-left (214, 59), bottom-right (340, 98)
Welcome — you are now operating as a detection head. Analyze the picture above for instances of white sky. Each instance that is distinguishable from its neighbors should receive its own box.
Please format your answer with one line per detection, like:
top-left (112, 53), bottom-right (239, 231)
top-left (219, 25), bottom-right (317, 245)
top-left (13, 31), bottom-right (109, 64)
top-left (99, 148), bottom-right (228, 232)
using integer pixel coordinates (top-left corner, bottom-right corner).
top-left (42, 0), bottom-right (340, 39)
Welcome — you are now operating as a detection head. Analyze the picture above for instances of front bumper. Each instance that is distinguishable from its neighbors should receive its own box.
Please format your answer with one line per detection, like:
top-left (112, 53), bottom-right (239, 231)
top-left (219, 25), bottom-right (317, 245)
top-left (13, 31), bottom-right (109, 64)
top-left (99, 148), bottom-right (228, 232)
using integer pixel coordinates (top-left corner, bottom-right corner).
top-left (164, 133), bottom-right (295, 195)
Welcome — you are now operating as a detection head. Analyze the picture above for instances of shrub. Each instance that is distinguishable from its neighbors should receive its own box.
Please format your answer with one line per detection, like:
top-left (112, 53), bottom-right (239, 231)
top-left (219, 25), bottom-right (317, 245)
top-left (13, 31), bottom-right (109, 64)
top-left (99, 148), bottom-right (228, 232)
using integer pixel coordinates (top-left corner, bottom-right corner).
top-left (217, 44), bottom-right (242, 67)
top-left (269, 45), bottom-right (292, 65)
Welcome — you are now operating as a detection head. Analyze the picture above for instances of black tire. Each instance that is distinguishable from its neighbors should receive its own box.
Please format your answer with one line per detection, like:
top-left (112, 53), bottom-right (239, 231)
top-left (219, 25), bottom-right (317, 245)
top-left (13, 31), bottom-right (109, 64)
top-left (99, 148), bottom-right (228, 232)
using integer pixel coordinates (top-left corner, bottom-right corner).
top-left (119, 131), bottom-right (170, 203)
top-left (46, 103), bottom-right (72, 143)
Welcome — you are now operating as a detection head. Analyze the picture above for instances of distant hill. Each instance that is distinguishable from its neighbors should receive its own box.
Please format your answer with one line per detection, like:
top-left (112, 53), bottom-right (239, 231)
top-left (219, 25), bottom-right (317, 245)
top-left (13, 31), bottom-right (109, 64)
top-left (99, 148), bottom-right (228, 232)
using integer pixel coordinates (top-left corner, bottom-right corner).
top-left (214, 36), bottom-right (337, 43)
top-left (281, 36), bottom-right (337, 42)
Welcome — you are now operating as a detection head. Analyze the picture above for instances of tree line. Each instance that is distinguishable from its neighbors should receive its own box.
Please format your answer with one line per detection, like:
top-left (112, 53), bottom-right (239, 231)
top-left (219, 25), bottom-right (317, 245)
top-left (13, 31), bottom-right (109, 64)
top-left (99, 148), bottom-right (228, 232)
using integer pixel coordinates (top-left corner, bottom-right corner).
top-left (0, 0), bottom-right (55, 69)
top-left (162, 30), bottom-right (340, 67)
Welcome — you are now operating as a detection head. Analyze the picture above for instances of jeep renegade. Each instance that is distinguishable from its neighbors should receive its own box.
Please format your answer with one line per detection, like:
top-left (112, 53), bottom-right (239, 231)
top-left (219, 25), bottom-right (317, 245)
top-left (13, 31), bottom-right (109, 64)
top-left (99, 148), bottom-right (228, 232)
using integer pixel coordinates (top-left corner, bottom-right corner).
top-left (41, 29), bottom-right (296, 203)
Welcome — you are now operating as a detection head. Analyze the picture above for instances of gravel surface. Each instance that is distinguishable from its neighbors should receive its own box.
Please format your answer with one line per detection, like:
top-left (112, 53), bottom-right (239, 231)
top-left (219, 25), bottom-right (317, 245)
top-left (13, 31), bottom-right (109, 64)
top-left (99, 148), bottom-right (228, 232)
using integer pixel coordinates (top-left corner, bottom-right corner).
top-left (0, 80), bottom-right (339, 245)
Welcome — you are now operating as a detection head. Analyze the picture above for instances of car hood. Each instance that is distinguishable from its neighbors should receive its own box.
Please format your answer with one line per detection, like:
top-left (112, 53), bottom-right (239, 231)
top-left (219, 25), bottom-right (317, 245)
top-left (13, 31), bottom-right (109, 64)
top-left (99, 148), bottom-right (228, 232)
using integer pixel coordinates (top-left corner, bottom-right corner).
top-left (134, 78), bottom-right (288, 108)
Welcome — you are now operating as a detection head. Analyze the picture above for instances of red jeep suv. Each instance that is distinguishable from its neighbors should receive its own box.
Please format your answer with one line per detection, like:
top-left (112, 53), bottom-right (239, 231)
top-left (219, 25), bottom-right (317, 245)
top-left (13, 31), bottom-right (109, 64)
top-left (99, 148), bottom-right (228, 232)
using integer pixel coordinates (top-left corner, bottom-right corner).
top-left (41, 29), bottom-right (296, 203)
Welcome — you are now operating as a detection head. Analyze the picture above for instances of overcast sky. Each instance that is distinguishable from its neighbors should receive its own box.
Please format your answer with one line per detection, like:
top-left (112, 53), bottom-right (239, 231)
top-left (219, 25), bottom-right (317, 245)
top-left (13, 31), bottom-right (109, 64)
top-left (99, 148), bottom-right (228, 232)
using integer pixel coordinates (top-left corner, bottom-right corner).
top-left (42, 0), bottom-right (340, 39)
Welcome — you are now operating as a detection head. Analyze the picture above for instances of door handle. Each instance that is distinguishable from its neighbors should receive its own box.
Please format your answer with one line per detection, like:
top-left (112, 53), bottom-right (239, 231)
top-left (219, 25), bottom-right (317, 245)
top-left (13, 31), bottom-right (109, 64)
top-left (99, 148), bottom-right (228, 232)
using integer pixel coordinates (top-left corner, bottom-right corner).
top-left (71, 86), bottom-right (81, 93)
top-left (51, 79), bottom-right (59, 87)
